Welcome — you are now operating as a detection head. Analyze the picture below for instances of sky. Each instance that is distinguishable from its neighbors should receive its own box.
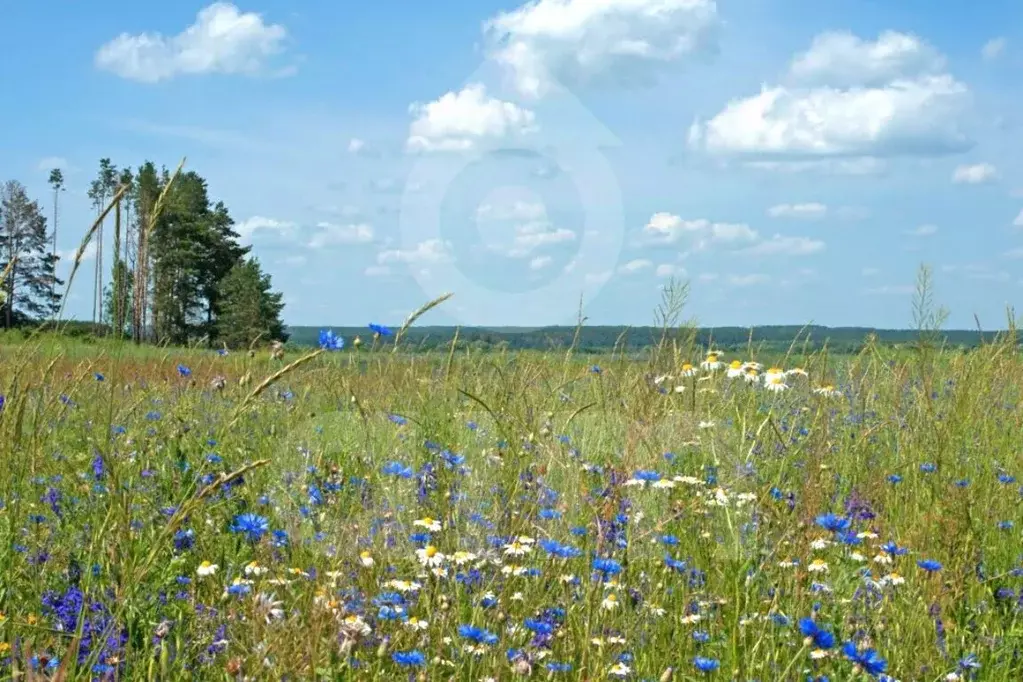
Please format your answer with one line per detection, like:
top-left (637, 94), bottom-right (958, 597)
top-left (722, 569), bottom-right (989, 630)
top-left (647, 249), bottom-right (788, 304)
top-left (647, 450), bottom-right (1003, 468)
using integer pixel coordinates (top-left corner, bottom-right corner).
top-left (2, 0), bottom-right (1023, 330)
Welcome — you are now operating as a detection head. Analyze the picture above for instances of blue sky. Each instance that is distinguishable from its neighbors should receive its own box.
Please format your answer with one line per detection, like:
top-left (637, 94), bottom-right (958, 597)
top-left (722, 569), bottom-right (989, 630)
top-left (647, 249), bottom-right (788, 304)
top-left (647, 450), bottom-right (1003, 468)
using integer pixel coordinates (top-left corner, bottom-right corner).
top-left (3, 0), bottom-right (1023, 329)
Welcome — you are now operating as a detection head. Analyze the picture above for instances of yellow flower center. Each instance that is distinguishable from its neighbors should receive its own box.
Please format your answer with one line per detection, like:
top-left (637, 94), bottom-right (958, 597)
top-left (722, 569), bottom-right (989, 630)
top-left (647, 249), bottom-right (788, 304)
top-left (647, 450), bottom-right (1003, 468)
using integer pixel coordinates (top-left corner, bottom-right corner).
top-left (425, 545), bottom-right (439, 558)
top-left (730, 360), bottom-right (742, 369)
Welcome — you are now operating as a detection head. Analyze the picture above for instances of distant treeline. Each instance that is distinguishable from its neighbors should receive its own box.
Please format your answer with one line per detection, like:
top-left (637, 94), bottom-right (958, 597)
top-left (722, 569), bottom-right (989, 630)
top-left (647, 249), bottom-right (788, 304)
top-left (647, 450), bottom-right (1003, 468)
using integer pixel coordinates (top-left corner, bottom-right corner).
top-left (285, 325), bottom-right (1009, 354)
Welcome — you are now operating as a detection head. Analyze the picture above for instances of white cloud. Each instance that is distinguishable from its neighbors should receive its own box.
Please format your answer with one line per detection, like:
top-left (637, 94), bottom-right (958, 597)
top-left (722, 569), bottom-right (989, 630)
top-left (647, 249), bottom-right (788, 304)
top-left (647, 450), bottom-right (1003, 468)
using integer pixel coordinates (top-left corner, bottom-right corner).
top-left (364, 265), bottom-right (392, 277)
top-left (1014, 209), bottom-right (1023, 227)
top-left (690, 75), bottom-right (970, 159)
top-left (37, 156), bottom-right (69, 172)
top-left (406, 83), bottom-right (537, 152)
top-left (584, 270), bottom-right (613, 285)
top-left (861, 267), bottom-right (880, 277)
top-left (235, 216), bottom-right (296, 243)
top-left (690, 31), bottom-right (971, 162)
top-left (642, 213), bottom-right (757, 247)
top-left (307, 222), bottom-right (374, 248)
top-left (907, 224), bottom-right (938, 237)
top-left (655, 263), bottom-right (685, 278)
top-left (619, 259), bottom-right (653, 275)
top-left (529, 255), bottom-right (553, 270)
top-left (95, 3), bottom-right (289, 83)
top-left (59, 243), bottom-right (97, 263)
top-left (483, 0), bottom-right (719, 98)
top-left (787, 30), bottom-right (944, 88)
top-left (506, 223), bottom-right (576, 256)
top-left (952, 163), bottom-right (997, 184)
top-left (378, 239), bottom-right (454, 265)
top-left (1003, 248), bottom-right (1023, 260)
top-left (767, 203), bottom-right (827, 219)
top-left (739, 235), bottom-right (825, 257)
top-left (348, 138), bottom-right (366, 154)
top-left (982, 37), bottom-right (1007, 61)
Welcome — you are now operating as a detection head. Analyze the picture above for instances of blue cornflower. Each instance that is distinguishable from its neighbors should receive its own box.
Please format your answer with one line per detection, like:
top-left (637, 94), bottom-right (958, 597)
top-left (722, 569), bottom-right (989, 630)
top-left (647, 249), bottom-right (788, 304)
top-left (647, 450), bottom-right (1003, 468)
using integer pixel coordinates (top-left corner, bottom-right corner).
top-left (881, 541), bottom-right (908, 556)
top-left (959, 654), bottom-right (980, 671)
top-left (920, 462), bottom-right (936, 473)
top-left (458, 624), bottom-right (498, 645)
top-left (392, 650), bottom-right (425, 667)
top-left (998, 473), bottom-right (1016, 484)
top-left (887, 474), bottom-right (902, 484)
top-left (842, 642), bottom-right (888, 676)
top-left (318, 329), bottom-right (344, 351)
top-left (590, 365), bottom-right (601, 374)
top-left (798, 617), bottom-right (836, 649)
top-left (538, 508), bottom-right (561, 520)
top-left (524, 618), bottom-right (554, 635)
top-left (230, 513), bottom-right (269, 542)
top-left (546, 662), bottom-right (572, 673)
top-left (388, 413), bottom-right (408, 426)
top-left (227, 581), bottom-right (251, 596)
top-left (177, 364), bottom-right (191, 377)
top-left (369, 323), bottom-right (393, 337)
top-left (94, 372), bottom-right (104, 381)
top-left (592, 557), bottom-right (622, 578)
top-left (173, 529), bottom-right (195, 552)
top-left (382, 461), bottom-right (414, 478)
top-left (631, 470), bottom-right (661, 482)
top-left (815, 513), bottom-right (851, 533)
top-left (917, 559), bottom-right (942, 573)
top-left (693, 656), bottom-right (720, 673)
top-left (660, 534), bottom-right (680, 546)
top-left (692, 630), bottom-right (711, 643)
top-left (539, 539), bottom-right (581, 559)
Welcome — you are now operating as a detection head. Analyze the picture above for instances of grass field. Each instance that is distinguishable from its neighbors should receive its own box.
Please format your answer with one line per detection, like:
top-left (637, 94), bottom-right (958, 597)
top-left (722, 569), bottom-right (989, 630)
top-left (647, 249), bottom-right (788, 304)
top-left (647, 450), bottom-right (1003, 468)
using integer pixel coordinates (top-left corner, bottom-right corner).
top-left (1, 320), bottom-right (1021, 681)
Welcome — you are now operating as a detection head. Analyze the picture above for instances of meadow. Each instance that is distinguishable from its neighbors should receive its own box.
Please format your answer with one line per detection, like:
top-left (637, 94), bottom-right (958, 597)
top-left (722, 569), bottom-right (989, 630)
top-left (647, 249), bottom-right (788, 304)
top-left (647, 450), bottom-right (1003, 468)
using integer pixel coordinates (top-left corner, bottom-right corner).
top-left (1, 311), bottom-right (1021, 681)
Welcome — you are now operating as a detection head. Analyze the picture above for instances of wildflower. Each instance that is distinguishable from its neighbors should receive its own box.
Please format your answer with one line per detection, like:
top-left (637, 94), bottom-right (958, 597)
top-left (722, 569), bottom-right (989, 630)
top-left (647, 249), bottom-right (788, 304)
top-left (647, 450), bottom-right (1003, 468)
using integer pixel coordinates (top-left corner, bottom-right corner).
top-left (700, 353), bottom-right (723, 371)
top-left (385, 579), bottom-right (422, 593)
top-left (413, 517), bottom-right (442, 532)
top-left (679, 363), bottom-right (697, 377)
top-left (196, 561), bottom-right (218, 577)
top-left (842, 642), bottom-right (888, 676)
top-left (391, 649), bottom-right (425, 667)
top-left (609, 662), bottom-right (632, 677)
top-left (917, 559), bottom-right (942, 573)
top-left (318, 329), bottom-right (344, 350)
top-left (764, 373), bottom-right (789, 392)
top-left (458, 624), bottom-right (498, 646)
top-left (405, 617), bottom-right (429, 630)
top-left (693, 656), bottom-right (720, 673)
top-left (880, 572), bottom-right (905, 586)
top-left (503, 540), bottom-right (532, 556)
top-left (799, 617), bottom-right (836, 650)
top-left (593, 557), bottom-right (622, 579)
top-left (815, 513), bottom-right (851, 533)
top-left (601, 593), bottom-right (619, 610)
top-left (369, 323), bottom-right (393, 337)
top-left (230, 513), bottom-right (270, 542)
top-left (359, 551), bottom-right (375, 567)
top-left (177, 364), bottom-right (191, 377)
top-left (244, 561), bottom-right (268, 577)
top-left (452, 550), bottom-right (478, 565)
top-left (808, 559), bottom-right (829, 573)
top-left (814, 385), bottom-right (841, 397)
top-left (382, 461), bottom-right (414, 478)
top-left (726, 360), bottom-right (745, 378)
top-left (416, 545), bottom-right (447, 567)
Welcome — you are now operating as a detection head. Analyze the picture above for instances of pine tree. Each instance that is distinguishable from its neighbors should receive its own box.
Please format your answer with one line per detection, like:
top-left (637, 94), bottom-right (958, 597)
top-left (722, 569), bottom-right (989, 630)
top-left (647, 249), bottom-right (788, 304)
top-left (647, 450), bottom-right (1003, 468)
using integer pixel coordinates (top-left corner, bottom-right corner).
top-left (88, 158), bottom-right (118, 324)
top-left (47, 168), bottom-right (64, 307)
top-left (0, 180), bottom-right (61, 326)
top-left (216, 257), bottom-right (286, 348)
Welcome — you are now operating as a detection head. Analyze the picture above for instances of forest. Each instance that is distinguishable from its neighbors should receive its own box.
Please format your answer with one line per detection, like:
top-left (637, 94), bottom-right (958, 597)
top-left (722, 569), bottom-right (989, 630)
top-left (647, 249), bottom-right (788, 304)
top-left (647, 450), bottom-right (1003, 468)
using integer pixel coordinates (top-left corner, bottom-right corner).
top-left (0, 159), bottom-right (287, 348)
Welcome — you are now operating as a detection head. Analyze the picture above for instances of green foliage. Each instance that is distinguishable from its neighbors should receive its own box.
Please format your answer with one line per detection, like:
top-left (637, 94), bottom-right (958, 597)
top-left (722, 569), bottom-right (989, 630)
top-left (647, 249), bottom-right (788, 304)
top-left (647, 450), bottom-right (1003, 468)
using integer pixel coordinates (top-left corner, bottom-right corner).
top-left (216, 257), bottom-right (287, 348)
top-left (0, 179), bottom-right (61, 325)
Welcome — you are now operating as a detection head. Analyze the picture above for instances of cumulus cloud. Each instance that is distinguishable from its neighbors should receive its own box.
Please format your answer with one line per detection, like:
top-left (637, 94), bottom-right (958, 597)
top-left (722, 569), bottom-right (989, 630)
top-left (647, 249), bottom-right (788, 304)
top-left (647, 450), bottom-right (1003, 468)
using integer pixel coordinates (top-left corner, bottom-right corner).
top-left (952, 163), bottom-right (997, 184)
top-left (476, 200), bottom-right (546, 222)
top-left (689, 31), bottom-right (972, 163)
top-left (235, 216), bottom-right (296, 244)
top-left (406, 84), bottom-right (537, 152)
top-left (656, 263), bottom-right (685, 278)
top-left (307, 223), bottom-right (374, 248)
top-left (787, 30), bottom-right (944, 88)
top-left (95, 3), bottom-right (289, 82)
top-left (1014, 210), bottom-right (1023, 228)
top-left (37, 157), bottom-right (69, 171)
top-left (484, 0), bottom-right (719, 98)
top-left (642, 212), bottom-right (757, 247)
top-left (529, 255), bottom-right (553, 270)
top-left (767, 203), bottom-right (827, 219)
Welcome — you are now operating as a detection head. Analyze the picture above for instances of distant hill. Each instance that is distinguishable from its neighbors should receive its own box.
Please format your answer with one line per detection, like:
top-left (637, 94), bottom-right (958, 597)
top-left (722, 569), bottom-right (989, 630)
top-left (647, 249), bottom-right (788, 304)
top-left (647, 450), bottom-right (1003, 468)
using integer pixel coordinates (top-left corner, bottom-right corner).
top-left (285, 325), bottom-right (1008, 354)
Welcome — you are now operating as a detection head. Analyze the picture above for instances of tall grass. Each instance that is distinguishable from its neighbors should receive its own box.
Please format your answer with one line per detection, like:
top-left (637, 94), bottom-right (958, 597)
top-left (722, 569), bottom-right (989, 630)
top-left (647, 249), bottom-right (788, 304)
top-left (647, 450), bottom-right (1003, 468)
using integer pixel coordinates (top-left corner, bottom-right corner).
top-left (0, 302), bottom-right (1021, 680)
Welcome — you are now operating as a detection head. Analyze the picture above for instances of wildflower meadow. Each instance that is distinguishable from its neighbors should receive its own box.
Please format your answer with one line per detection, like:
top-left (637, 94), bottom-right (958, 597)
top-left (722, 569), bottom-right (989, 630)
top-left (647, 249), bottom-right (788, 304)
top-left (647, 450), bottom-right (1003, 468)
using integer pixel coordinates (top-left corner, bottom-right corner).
top-left (1, 301), bottom-right (1022, 681)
